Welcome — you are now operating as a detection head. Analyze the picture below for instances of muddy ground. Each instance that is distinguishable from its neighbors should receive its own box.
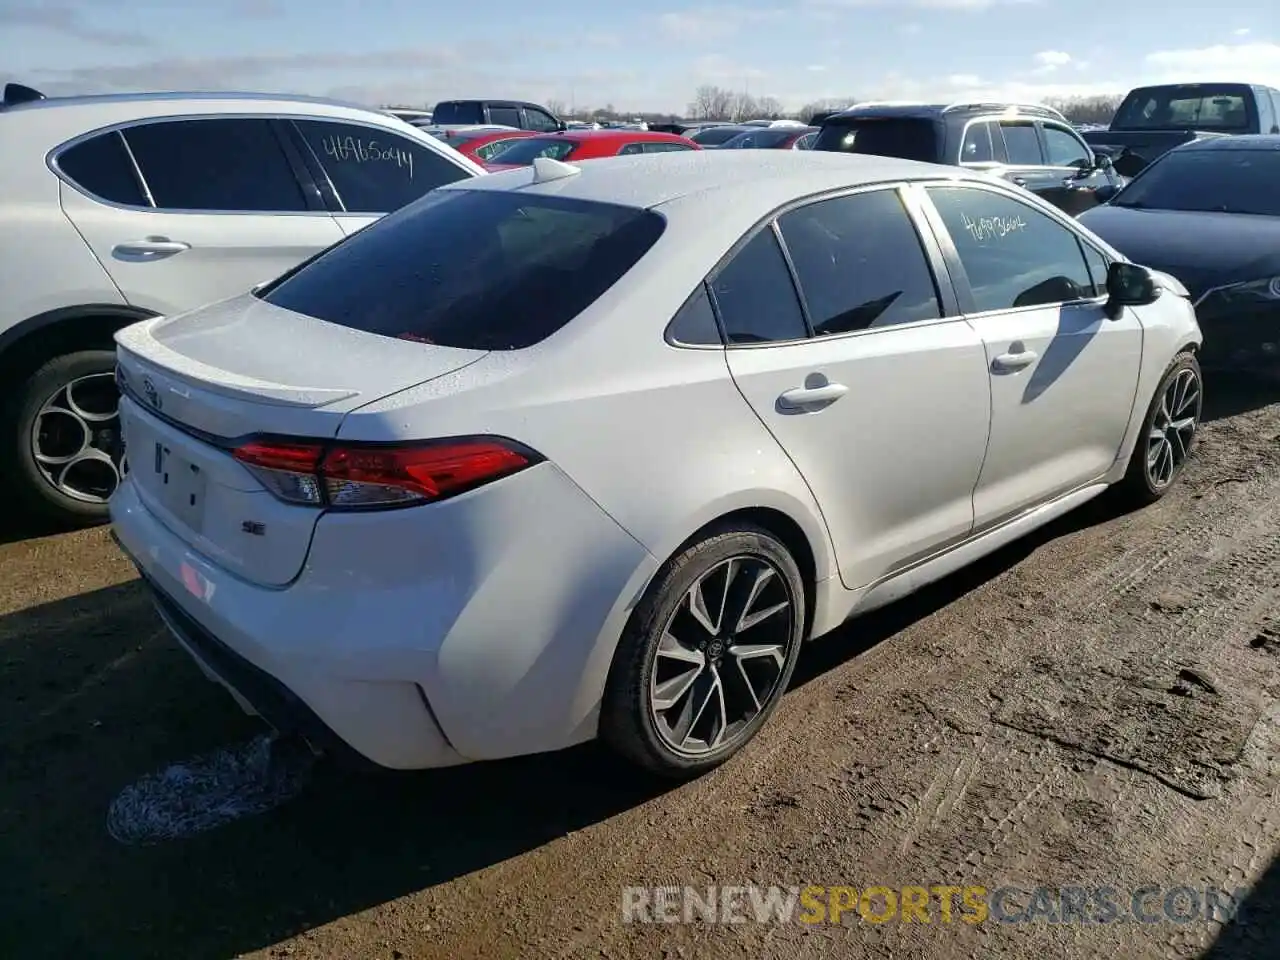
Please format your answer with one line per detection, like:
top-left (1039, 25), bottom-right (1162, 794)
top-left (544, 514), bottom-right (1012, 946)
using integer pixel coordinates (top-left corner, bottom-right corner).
top-left (3, 374), bottom-right (1280, 960)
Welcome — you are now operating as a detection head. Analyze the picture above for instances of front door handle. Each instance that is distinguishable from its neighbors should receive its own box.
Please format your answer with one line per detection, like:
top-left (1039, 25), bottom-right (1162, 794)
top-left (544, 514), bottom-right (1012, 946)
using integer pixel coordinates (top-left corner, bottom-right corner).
top-left (992, 349), bottom-right (1038, 372)
top-left (1011, 177), bottom-right (1027, 187)
top-left (778, 382), bottom-right (849, 410)
top-left (113, 237), bottom-right (192, 261)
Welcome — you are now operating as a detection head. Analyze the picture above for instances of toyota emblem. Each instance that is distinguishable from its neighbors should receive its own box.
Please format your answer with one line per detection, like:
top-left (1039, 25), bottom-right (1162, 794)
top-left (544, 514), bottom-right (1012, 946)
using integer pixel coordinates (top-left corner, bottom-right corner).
top-left (142, 376), bottom-right (161, 410)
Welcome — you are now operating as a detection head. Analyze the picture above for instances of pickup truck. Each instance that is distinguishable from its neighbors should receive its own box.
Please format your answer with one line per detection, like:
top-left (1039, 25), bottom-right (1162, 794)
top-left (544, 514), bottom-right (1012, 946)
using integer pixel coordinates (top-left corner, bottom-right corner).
top-left (1082, 82), bottom-right (1280, 176)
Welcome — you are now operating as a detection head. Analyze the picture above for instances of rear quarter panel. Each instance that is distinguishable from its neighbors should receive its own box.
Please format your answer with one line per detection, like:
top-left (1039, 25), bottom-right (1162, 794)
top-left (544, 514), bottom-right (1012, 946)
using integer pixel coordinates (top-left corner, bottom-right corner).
top-left (0, 117), bottom-right (123, 344)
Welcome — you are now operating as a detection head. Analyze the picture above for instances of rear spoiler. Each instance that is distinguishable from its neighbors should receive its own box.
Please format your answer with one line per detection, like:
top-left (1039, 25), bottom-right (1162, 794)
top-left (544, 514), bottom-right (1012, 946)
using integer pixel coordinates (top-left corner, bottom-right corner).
top-left (1, 82), bottom-right (46, 109)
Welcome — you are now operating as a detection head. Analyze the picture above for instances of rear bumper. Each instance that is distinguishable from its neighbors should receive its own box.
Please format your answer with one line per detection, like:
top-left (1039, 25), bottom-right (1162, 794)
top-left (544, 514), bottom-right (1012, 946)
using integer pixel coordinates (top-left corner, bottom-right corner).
top-left (127, 554), bottom-right (384, 771)
top-left (109, 461), bottom-right (658, 769)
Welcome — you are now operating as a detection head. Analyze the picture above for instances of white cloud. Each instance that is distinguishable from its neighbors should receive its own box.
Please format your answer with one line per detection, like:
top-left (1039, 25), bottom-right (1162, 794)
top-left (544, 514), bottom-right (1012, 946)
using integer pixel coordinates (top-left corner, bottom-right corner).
top-left (1234, 27), bottom-right (1251, 36)
top-left (691, 53), bottom-right (769, 82)
top-left (657, 5), bottom-right (783, 43)
top-left (1143, 42), bottom-right (1280, 85)
top-left (807, 64), bottom-right (828, 72)
top-left (1033, 50), bottom-right (1072, 69)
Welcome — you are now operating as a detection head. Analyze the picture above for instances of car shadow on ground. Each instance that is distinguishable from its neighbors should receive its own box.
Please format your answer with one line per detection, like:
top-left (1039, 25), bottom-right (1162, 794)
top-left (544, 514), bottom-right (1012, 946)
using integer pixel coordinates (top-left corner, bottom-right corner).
top-left (1201, 370), bottom-right (1279, 424)
top-left (1200, 850), bottom-right (1280, 959)
top-left (0, 487), bottom-right (1139, 960)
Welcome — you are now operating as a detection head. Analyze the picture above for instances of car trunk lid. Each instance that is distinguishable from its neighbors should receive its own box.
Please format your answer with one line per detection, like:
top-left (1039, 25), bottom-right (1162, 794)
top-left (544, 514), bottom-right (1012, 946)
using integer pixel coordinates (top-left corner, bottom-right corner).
top-left (114, 294), bottom-right (488, 586)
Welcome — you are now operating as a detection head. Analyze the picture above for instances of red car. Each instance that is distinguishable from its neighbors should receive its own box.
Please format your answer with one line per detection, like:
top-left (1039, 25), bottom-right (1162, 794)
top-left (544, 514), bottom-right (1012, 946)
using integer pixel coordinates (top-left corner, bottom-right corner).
top-left (483, 129), bottom-right (700, 170)
top-left (433, 127), bottom-right (538, 163)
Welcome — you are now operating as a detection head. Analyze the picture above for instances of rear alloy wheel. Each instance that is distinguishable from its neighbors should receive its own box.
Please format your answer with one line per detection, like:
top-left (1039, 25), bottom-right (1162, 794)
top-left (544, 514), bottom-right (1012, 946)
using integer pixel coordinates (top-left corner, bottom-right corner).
top-left (1118, 351), bottom-right (1202, 506)
top-left (602, 523), bottom-right (805, 777)
top-left (5, 349), bottom-right (124, 527)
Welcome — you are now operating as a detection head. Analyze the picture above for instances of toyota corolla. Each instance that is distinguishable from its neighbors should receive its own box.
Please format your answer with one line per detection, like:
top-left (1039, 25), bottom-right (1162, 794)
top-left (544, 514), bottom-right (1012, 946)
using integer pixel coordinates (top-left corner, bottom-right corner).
top-left (110, 151), bottom-right (1203, 778)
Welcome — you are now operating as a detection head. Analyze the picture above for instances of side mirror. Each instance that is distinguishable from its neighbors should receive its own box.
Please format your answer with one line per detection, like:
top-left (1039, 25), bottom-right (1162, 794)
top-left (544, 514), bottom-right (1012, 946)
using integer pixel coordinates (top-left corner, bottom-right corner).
top-left (1093, 183), bottom-right (1120, 204)
top-left (251, 280), bottom-right (268, 295)
top-left (1095, 153), bottom-right (1113, 170)
top-left (1105, 262), bottom-right (1160, 318)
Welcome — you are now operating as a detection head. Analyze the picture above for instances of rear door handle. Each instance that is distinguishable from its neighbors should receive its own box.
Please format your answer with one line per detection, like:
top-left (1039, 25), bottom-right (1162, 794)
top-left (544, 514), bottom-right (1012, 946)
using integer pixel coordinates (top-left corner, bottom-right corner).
top-left (113, 237), bottom-right (191, 261)
top-left (992, 349), bottom-right (1038, 372)
top-left (778, 382), bottom-right (849, 410)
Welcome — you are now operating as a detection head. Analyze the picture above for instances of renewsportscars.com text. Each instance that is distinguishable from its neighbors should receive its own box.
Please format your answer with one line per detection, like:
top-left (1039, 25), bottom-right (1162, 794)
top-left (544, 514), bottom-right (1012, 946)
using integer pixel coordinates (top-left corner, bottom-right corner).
top-left (621, 884), bottom-right (1251, 926)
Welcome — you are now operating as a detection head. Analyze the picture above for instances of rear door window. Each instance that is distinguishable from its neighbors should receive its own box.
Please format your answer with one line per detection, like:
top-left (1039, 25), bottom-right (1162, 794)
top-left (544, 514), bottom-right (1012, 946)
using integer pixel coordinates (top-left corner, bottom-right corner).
top-left (292, 119), bottom-right (471, 214)
top-left (488, 106), bottom-right (523, 127)
top-left (643, 141), bottom-right (695, 153)
top-left (260, 190), bottom-right (665, 349)
top-left (959, 121), bottom-right (996, 164)
top-left (999, 122), bottom-right (1043, 165)
top-left (122, 118), bottom-right (308, 212)
top-left (778, 189), bottom-right (941, 334)
top-left (57, 130), bottom-right (148, 206)
top-left (710, 228), bottom-right (809, 344)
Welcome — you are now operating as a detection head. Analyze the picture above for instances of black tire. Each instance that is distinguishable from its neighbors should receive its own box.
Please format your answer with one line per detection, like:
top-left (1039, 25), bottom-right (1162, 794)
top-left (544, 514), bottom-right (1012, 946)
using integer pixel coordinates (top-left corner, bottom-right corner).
top-left (600, 522), bottom-right (806, 778)
top-left (1115, 351), bottom-right (1202, 507)
top-left (2, 349), bottom-right (122, 529)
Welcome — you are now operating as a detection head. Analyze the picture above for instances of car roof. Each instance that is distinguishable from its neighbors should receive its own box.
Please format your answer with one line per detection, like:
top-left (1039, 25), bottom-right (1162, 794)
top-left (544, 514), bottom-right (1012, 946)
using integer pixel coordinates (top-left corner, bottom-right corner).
top-left (434, 99), bottom-right (550, 109)
top-left (829, 101), bottom-right (1067, 123)
top-left (0, 86), bottom-right (488, 178)
top-left (0, 88), bottom-right (378, 116)
top-left (527, 129), bottom-right (690, 142)
top-left (446, 147), bottom-right (965, 211)
top-left (1179, 133), bottom-right (1280, 152)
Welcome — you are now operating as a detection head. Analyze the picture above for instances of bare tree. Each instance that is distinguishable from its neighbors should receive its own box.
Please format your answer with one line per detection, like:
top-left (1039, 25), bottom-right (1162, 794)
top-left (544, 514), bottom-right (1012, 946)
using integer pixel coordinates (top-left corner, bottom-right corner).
top-left (688, 84), bottom-right (736, 120)
top-left (545, 98), bottom-right (567, 118)
top-left (1044, 94), bottom-right (1124, 125)
top-left (797, 97), bottom-right (857, 123)
top-left (754, 95), bottom-right (783, 119)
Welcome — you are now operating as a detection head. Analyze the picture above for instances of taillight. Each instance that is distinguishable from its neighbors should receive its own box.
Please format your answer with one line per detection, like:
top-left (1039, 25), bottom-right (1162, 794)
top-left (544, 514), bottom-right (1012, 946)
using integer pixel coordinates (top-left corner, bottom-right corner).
top-left (232, 438), bottom-right (536, 509)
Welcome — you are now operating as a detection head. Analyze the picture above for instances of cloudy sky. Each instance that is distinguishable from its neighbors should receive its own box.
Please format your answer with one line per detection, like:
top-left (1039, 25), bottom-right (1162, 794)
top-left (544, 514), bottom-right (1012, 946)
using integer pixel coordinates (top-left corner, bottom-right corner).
top-left (1, 0), bottom-right (1277, 113)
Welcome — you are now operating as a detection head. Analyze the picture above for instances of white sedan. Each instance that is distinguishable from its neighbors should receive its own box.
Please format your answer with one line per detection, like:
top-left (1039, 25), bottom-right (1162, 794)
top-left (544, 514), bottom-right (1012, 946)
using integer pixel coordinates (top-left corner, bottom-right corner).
top-left (109, 150), bottom-right (1203, 778)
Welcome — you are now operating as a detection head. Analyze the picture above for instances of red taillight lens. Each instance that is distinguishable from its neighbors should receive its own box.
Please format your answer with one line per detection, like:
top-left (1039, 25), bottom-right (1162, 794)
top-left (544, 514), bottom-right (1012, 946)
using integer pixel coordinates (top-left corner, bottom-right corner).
top-left (232, 438), bottom-right (535, 509)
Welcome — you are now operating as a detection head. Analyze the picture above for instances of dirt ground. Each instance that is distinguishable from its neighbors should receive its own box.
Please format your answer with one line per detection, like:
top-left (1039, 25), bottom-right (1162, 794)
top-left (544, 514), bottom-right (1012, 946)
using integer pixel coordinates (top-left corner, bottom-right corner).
top-left (3, 373), bottom-right (1280, 960)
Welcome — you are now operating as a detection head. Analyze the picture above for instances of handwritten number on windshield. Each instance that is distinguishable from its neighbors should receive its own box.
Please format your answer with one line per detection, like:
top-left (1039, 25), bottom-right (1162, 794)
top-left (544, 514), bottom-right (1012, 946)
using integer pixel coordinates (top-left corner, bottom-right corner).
top-left (321, 135), bottom-right (415, 180)
top-left (961, 211), bottom-right (1026, 241)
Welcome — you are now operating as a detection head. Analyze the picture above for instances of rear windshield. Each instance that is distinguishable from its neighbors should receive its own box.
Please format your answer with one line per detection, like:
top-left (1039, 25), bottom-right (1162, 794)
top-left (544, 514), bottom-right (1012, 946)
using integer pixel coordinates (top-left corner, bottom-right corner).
top-left (1112, 85), bottom-right (1254, 131)
top-left (722, 128), bottom-right (796, 149)
top-left (1109, 148), bottom-right (1280, 216)
top-left (487, 137), bottom-right (576, 164)
top-left (691, 127), bottom-right (747, 145)
top-left (431, 102), bottom-right (483, 125)
top-left (259, 190), bottom-right (666, 350)
top-left (441, 131), bottom-right (483, 149)
top-left (812, 117), bottom-right (940, 162)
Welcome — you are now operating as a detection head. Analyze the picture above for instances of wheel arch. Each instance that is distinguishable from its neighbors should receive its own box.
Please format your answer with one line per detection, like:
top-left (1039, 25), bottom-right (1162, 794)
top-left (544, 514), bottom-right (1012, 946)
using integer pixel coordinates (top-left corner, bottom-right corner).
top-left (680, 506), bottom-right (820, 639)
top-left (0, 304), bottom-right (159, 380)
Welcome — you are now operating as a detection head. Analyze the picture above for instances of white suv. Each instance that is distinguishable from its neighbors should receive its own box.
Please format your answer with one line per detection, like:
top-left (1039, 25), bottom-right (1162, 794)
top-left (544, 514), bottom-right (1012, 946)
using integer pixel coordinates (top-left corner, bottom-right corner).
top-left (0, 82), bottom-right (484, 527)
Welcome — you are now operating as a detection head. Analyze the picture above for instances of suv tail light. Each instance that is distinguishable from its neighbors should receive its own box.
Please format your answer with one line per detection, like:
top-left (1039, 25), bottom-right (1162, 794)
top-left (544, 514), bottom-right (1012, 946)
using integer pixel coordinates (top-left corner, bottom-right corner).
top-left (232, 437), bottom-right (538, 509)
